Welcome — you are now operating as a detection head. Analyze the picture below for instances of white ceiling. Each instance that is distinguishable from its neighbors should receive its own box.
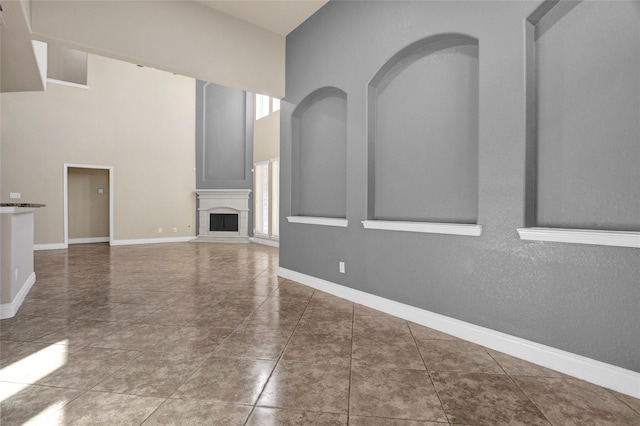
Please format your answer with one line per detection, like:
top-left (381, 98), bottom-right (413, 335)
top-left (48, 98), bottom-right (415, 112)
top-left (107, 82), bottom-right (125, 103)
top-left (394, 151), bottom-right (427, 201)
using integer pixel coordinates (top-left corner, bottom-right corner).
top-left (195, 0), bottom-right (328, 35)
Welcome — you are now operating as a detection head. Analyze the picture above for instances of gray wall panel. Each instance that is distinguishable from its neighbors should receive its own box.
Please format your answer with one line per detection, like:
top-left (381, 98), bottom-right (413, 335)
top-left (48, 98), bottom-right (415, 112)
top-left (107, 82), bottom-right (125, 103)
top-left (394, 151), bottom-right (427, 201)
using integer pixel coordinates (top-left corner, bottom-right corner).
top-left (281, 0), bottom-right (640, 372)
top-left (195, 80), bottom-right (254, 234)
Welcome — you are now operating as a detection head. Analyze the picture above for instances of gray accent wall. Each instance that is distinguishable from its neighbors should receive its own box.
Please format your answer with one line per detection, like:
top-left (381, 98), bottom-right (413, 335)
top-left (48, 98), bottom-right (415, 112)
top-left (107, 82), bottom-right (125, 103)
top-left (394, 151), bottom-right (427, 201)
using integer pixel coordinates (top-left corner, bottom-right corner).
top-left (281, 1), bottom-right (640, 372)
top-left (196, 80), bottom-right (254, 234)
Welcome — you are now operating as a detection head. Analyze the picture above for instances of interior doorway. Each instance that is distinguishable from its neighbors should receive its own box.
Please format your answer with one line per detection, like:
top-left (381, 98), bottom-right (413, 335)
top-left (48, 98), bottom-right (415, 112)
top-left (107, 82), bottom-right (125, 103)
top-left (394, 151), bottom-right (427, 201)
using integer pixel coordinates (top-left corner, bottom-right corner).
top-left (64, 164), bottom-right (114, 247)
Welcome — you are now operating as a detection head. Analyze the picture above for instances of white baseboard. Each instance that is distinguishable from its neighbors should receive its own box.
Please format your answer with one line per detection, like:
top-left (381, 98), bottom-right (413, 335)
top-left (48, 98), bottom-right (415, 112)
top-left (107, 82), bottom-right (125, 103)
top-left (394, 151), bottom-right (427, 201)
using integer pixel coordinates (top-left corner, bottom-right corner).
top-left (34, 243), bottom-right (67, 251)
top-left (110, 236), bottom-right (196, 246)
top-left (278, 267), bottom-right (640, 399)
top-left (249, 237), bottom-right (280, 248)
top-left (69, 237), bottom-right (109, 244)
top-left (0, 272), bottom-right (36, 319)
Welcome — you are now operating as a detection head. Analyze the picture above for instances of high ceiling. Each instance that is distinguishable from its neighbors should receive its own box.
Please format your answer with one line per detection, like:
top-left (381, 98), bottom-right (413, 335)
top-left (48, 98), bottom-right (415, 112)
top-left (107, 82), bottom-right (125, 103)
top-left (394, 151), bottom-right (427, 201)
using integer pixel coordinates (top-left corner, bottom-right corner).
top-left (1, 0), bottom-right (327, 94)
top-left (196, 0), bottom-right (327, 35)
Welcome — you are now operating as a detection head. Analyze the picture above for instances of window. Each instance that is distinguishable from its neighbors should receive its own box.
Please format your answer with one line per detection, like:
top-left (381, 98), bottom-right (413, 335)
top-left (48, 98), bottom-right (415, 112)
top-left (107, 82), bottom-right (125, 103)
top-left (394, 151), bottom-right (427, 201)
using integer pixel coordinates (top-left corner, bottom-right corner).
top-left (254, 162), bottom-right (269, 235)
top-left (271, 159), bottom-right (280, 237)
top-left (256, 94), bottom-right (270, 120)
top-left (254, 158), bottom-right (280, 240)
top-left (255, 94), bottom-right (281, 120)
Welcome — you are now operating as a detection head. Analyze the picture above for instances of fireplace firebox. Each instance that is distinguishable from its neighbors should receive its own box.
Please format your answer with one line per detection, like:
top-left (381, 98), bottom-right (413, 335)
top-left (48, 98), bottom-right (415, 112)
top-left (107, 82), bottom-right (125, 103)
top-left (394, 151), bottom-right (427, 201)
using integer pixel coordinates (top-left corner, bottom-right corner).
top-left (210, 213), bottom-right (239, 232)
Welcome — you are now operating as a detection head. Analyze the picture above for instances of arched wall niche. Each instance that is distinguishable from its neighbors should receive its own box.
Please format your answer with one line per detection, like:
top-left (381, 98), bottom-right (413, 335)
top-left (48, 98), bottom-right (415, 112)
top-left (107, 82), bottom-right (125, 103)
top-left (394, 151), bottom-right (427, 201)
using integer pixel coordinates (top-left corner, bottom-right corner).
top-left (524, 0), bottom-right (640, 232)
top-left (367, 33), bottom-right (480, 224)
top-left (291, 87), bottom-right (348, 219)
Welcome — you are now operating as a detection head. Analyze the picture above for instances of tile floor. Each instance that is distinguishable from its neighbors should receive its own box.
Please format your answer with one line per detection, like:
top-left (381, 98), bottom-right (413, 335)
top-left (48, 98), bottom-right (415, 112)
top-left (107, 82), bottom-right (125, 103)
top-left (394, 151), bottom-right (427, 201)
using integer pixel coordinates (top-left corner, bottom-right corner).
top-left (1, 243), bottom-right (639, 425)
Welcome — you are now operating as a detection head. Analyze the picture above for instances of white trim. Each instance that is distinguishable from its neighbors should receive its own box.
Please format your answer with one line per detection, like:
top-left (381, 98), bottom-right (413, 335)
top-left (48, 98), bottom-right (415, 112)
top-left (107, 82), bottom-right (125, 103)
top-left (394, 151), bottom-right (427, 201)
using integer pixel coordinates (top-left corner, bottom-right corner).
top-left (0, 272), bottom-right (36, 319)
top-left (278, 267), bottom-right (640, 399)
top-left (34, 243), bottom-right (67, 251)
top-left (249, 237), bottom-right (280, 248)
top-left (47, 78), bottom-right (90, 90)
top-left (362, 220), bottom-right (482, 236)
top-left (64, 164), bottom-right (114, 247)
top-left (68, 237), bottom-right (110, 244)
top-left (287, 216), bottom-right (348, 228)
top-left (110, 236), bottom-right (196, 246)
top-left (517, 227), bottom-right (640, 249)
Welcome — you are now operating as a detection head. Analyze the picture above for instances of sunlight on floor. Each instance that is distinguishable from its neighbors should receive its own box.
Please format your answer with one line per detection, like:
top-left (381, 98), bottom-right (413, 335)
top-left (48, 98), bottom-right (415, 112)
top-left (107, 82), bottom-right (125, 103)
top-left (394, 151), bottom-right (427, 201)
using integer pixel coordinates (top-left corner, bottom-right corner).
top-left (24, 402), bottom-right (65, 425)
top-left (0, 340), bottom-right (68, 391)
top-left (0, 340), bottom-right (68, 424)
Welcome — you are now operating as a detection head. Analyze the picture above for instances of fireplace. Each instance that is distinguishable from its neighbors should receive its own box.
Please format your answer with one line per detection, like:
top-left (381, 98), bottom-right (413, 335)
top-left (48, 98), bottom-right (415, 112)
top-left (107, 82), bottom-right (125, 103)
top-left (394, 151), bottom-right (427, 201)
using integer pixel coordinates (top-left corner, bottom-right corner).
top-left (196, 189), bottom-right (251, 243)
top-left (210, 213), bottom-right (239, 232)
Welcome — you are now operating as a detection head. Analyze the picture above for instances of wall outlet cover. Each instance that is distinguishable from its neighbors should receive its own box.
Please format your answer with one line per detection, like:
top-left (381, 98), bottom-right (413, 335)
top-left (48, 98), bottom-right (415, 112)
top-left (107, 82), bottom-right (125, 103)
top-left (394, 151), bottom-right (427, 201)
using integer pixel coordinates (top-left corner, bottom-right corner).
top-left (10, 193), bottom-right (21, 199)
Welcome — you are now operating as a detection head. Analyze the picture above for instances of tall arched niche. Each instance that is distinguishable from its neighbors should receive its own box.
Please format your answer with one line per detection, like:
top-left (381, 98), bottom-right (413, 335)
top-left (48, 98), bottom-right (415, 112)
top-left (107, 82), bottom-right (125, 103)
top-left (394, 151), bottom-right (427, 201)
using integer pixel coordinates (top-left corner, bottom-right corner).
top-left (367, 34), bottom-right (479, 224)
top-left (291, 87), bottom-right (348, 220)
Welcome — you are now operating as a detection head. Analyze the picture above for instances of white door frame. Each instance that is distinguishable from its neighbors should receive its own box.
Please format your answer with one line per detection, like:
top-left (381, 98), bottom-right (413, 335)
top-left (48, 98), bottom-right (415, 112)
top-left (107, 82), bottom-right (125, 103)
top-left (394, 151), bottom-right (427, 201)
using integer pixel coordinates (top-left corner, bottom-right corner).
top-left (64, 163), bottom-right (114, 247)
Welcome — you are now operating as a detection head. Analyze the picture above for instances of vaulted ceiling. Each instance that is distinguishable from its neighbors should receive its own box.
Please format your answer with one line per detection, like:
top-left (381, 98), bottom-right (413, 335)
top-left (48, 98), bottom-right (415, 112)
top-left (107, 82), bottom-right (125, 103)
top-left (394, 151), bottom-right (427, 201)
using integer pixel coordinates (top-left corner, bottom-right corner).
top-left (0, 0), bottom-right (327, 94)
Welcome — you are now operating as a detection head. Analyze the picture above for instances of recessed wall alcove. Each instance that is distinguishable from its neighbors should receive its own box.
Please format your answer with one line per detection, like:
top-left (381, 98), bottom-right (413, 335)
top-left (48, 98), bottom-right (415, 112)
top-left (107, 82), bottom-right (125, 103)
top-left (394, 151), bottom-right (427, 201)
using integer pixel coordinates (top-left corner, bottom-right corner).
top-left (519, 0), bottom-right (640, 248)
top-left (289, 87), bottom-right (348, 227)
top-left (364, 33), bottom-right (481, 236)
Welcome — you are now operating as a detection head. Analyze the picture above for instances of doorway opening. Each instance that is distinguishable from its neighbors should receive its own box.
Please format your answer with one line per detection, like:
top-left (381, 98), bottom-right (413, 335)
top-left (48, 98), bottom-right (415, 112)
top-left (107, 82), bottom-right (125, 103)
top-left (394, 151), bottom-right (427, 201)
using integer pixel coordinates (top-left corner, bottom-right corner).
top-left (64, 164), bottom-right (114, 247)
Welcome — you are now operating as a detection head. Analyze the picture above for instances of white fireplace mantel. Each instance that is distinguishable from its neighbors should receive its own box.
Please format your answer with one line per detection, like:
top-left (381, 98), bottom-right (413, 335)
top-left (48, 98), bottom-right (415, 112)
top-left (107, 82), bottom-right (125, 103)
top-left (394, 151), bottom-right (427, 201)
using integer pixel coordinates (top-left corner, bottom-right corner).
top-left (196, 189), bottom-right (251, 243)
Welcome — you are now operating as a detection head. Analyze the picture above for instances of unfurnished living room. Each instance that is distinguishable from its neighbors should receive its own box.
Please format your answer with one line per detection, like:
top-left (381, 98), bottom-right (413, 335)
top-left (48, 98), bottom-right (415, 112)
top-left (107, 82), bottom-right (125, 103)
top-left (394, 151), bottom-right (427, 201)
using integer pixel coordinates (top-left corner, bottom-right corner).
top-left (1, 0), bottom-right (639, 425)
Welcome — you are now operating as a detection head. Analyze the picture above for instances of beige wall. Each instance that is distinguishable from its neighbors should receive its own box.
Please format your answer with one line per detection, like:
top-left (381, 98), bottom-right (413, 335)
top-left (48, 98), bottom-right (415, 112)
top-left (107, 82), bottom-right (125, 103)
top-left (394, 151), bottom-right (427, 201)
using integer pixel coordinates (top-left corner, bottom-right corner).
top-left (254, 110), bottom-right (280, 163)
top-left (1, 54), bottom-right (196, 244)
top-left (30, 0), bottom-right (285, 97)
top-left (68, 167), bottom-right (109, 239)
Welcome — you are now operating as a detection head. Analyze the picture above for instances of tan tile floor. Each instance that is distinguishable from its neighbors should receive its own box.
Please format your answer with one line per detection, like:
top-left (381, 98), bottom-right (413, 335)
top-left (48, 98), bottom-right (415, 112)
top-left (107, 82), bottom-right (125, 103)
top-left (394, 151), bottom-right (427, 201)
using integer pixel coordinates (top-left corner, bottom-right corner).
top-left (1, 242), bottom-right (639, 425)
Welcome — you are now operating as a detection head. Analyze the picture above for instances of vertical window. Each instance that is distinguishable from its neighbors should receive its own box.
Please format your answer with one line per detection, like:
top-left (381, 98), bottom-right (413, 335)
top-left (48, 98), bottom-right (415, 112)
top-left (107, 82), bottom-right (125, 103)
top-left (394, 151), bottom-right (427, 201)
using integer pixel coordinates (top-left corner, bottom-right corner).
top-left (271, 159), bottom-right (280, 238)
top-left (256, 94), bottom-right (270, 120)
top-left (272, 98), bottom-right (280, 112)
top-left (254, 159), bottom-right (280, 240)
top-left (254, 162), bottom-right (269, 235)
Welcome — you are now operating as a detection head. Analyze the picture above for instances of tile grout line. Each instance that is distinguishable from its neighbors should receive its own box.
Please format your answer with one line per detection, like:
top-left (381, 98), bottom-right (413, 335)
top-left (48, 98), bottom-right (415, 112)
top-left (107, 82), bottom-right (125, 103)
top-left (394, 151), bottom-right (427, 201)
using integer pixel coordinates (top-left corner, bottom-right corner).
top-left (486, 350), bottom-right (555, 426)
top-left (242, 286), bottom-right (316, 425)
top-left (407, 322), bottom-right (452, 426)
top-left (346, 302), bottom-right (355, 425)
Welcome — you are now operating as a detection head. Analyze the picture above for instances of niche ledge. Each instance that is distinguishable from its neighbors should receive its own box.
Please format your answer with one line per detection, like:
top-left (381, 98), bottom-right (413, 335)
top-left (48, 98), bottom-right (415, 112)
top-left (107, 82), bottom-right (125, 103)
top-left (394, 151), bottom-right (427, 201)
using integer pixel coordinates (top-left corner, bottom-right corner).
top-left (287, 216), bottom-right (348, 228)
top-left (517, 227), bottom-right (640, 248)
top-left (362, 220), bottom-right (482, 236)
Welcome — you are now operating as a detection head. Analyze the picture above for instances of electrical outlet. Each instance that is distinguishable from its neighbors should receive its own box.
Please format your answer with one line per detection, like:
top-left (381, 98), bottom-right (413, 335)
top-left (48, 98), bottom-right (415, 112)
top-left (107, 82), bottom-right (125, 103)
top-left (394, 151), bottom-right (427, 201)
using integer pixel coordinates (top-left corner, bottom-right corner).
top-left (97, 188), bottom-right (104, 194)
top-left (10, 192), bottom-right (21, 199)
top-left (339, 261), bottom-right (345, 274)
top-left (158, 228), bottom-right (163, 233)
top-left (173, 227), bottom-right (177, 233)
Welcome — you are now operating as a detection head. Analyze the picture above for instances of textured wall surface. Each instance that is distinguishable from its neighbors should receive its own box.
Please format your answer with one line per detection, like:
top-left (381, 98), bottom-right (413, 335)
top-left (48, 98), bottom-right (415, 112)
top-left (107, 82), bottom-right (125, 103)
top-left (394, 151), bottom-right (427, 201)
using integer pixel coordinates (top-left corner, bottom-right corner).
top-left (281, 1), bottom-right (640, 372)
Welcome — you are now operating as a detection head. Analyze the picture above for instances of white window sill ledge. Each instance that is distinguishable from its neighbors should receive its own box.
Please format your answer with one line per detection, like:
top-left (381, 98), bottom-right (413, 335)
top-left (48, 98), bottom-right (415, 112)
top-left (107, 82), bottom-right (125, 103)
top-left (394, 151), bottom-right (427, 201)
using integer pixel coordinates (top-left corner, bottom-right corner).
top-left (517, 227), bottom-right (640, 248)
top-left (287, 216), bottom-right (348, 228)
top-left (362, 220), bottom-right (482, 236)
